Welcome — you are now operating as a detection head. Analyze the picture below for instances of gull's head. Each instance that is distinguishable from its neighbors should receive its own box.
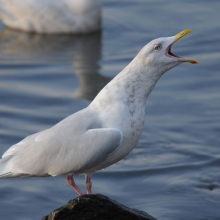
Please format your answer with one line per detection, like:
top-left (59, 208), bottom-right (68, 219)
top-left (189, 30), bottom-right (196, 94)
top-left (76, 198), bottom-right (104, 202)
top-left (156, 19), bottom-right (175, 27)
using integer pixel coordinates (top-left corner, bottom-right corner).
top-left (138, 29), bottom-right (198, 75)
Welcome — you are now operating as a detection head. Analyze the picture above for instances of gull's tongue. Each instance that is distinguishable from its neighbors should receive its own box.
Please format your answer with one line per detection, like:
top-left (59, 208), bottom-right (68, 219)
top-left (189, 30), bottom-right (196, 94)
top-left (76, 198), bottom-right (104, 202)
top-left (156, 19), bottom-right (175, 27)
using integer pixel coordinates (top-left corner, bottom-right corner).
top-left (167, 29), bottom-right (198, 64)
top-left (167, 45), bottom-right (182, 58)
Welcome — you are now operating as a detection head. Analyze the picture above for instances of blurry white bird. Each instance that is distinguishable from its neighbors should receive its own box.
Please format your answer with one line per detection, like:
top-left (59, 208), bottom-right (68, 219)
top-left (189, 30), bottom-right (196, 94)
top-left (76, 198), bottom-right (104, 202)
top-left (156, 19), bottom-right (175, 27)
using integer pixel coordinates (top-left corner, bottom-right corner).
top-left (0, 0), bottom-right (101, 34)
top-left (0, 30), bottom-right (198, 195)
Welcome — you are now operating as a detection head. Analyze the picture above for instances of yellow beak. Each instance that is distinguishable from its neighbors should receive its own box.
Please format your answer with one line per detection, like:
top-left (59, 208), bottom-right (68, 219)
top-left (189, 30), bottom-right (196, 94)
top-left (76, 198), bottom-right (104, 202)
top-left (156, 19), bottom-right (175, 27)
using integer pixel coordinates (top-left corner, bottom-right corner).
top-left (174, 29), bottom-right (192, 43)
top-left (174, 29), bottom-right (198, 64)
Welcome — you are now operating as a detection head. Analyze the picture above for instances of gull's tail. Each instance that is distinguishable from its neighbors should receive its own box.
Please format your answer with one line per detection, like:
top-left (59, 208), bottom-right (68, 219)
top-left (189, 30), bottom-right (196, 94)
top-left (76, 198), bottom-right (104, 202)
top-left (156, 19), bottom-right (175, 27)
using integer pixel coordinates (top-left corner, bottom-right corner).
top-left (0, 156), bottom-right (14, 179)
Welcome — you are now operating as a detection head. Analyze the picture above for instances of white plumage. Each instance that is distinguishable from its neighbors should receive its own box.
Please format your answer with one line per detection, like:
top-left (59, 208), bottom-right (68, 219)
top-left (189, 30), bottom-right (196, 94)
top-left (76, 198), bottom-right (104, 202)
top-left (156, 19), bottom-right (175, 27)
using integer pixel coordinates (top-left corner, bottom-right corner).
top-left (0, 0), bottom-right (101, 34)
top-left (0, 30), bottom-right (197, 195)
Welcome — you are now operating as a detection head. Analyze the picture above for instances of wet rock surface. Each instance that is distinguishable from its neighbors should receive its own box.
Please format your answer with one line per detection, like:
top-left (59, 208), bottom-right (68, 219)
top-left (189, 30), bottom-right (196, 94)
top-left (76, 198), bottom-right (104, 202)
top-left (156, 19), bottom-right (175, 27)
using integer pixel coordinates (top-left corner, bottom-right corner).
top-left (42, 194), bottom-right (157, 220)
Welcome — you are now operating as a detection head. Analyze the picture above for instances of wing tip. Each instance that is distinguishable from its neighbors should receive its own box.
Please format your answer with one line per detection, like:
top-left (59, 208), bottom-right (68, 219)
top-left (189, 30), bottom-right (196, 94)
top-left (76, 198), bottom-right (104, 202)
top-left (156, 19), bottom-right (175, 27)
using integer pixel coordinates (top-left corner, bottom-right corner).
top-left (0, 172), bottom-right (13, 178)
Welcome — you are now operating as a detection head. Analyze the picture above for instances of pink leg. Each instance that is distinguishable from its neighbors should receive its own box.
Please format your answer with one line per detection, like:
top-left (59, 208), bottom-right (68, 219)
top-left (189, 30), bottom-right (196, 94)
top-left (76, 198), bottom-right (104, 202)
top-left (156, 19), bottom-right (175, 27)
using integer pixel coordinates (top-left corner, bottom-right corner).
top-left (85, 173), bottom-right (92, 194)
top-left (66, 175), bottom-right (83, 196)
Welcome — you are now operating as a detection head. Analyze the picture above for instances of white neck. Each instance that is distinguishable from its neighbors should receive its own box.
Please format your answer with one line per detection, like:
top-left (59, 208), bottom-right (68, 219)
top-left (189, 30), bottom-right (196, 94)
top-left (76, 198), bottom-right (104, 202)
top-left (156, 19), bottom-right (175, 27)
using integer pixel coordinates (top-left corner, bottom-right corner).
top-left (90, 53), bottom-right (164, 112)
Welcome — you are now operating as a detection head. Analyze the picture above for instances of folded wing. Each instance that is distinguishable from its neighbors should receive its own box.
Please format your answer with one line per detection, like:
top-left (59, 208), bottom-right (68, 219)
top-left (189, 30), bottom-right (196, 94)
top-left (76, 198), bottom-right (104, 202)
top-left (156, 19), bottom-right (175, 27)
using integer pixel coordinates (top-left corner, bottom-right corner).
top-left (0, 110), bottom-right (123, 178)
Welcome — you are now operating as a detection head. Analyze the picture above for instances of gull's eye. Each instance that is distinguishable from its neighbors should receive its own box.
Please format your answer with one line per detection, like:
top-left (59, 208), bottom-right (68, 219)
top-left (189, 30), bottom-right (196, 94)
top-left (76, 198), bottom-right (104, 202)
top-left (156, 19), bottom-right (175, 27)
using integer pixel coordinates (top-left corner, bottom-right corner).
top-left (154, 45), bottom-right (161, 50)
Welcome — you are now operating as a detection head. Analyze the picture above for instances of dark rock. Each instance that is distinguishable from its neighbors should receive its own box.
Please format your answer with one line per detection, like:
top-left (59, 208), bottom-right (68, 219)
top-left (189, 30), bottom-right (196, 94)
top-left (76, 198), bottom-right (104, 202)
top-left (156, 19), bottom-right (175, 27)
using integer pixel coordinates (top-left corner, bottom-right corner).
top-left (42, 194), bottom-right (157, 220)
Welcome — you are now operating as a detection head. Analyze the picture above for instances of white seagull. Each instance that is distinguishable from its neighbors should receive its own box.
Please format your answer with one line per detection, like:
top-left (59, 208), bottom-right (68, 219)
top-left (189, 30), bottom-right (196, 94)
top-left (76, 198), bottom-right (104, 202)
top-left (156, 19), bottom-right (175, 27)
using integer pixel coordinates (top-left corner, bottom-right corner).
top-left (0, 30), bottom-right (198, 195)
top-left (0, 0), bottom-right (101, 34)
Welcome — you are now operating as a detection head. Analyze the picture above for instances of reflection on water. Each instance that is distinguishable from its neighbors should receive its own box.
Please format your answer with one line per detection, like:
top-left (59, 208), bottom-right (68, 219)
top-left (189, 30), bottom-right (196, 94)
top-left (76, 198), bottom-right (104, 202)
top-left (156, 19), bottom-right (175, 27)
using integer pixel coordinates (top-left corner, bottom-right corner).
top-left (0, 28), bottom-right (111, 101)
top-left (0, 28), bottom-right (81, 56)
top-left (71, 32), bottom-right (112, 101)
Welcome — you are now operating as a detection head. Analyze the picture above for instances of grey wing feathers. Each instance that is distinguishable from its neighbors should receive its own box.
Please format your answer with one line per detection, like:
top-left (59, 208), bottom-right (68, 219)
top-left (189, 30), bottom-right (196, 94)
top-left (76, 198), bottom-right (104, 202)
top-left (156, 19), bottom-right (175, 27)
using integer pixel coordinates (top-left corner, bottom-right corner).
top-left (69, 128), bottom-right (123, 172)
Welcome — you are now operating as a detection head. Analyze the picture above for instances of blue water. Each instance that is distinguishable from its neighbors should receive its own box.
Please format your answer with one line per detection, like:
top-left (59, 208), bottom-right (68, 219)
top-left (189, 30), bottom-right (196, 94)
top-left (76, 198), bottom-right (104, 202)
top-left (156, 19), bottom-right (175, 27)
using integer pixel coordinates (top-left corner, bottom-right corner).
top-left (0, 1), bottom-right (220, 219)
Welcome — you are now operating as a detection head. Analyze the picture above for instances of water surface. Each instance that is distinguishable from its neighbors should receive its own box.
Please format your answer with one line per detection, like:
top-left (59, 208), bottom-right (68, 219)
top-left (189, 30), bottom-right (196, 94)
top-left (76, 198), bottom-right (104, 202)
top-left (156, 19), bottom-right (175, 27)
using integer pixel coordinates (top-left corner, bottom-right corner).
top-left (0, 1), bottom-right (220, 219)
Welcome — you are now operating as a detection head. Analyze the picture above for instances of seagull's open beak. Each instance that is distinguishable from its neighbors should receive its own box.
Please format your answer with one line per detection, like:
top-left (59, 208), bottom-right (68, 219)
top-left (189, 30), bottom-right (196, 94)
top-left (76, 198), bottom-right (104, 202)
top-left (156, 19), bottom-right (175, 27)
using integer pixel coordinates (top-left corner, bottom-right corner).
top-left (166, 29), bottom-right (198, 64)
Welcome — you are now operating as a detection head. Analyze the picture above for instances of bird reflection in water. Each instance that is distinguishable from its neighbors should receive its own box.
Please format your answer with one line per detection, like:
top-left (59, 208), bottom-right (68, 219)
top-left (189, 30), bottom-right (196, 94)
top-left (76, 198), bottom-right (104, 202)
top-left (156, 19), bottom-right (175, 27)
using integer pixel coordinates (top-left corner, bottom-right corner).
top-left (0, 27), bottom-right (112, 101)
top-left (72, 32), bottom-right (112, 101)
